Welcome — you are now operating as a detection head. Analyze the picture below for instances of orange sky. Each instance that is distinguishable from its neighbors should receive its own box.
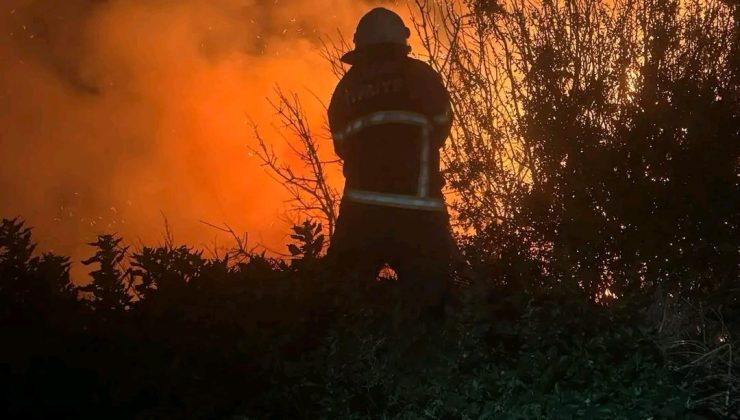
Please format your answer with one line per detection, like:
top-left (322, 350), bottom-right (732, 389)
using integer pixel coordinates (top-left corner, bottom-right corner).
top-left (0, 0), bottom-right (414, 281)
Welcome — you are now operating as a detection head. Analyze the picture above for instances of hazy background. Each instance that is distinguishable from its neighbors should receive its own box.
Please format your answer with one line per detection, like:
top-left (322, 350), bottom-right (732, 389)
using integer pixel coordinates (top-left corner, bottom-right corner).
top-left (1, 0), bottom-right (408, 280)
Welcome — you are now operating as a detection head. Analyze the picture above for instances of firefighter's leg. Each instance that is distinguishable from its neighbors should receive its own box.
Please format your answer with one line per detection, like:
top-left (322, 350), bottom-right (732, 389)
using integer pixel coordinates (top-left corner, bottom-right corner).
top-left (395, 222), bottom-right (454, 317)
top-left (326, 204), bottom-right (385, 284)
top-left (330, 248), bottom-right (385, 283)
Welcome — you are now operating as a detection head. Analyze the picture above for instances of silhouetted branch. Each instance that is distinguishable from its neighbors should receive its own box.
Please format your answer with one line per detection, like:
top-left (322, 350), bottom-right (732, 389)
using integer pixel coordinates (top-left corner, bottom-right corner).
top-left (199, 220), bottom-right (254, 264)
top-left (319, 31), bottom-right (352, 79)
top-left (249, 87), bottom-right (340, 246)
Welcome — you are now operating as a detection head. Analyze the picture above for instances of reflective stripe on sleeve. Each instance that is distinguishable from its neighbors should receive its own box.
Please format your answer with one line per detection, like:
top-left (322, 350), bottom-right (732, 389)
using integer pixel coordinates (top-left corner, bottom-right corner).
top-left (332, 131), bottom-right (346, 142)
top-left (345, 189), bottom-right (445, 212)
top-left (432, 104), bottom-right (453, 125)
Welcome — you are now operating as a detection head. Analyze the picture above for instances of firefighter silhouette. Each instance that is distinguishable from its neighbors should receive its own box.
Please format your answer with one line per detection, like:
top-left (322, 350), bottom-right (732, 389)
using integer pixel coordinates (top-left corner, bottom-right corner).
top-left (327, 7), bottom-right (458, 309)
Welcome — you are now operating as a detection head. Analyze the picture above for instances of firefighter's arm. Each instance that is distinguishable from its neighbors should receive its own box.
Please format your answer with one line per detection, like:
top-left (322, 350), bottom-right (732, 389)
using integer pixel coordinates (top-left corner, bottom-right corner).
top-left (428, 73), bottom-right (453, 148)
top-left (328, 82), bottom-right (348, 160)
top-left (412, 61), bottom-right (453, 148)
top-left (431, 95), bottom-right (453, 148)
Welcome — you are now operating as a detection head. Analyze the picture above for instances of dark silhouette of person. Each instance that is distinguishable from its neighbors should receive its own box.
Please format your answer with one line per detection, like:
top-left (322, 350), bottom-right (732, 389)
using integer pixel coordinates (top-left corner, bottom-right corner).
top-left (327, 7), bottom-right (458, 312)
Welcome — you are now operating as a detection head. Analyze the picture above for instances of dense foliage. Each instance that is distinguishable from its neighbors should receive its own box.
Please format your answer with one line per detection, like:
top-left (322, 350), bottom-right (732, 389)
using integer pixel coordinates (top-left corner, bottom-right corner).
top-left (409, 0), bottom-right (740, 300)
top-left (1, 217), bottom-right (737, 419)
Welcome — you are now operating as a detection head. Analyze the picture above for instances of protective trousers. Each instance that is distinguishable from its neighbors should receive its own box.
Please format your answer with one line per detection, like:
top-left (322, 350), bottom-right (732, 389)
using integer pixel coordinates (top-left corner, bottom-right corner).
top-left (327, 200), bottom-right (456, 310)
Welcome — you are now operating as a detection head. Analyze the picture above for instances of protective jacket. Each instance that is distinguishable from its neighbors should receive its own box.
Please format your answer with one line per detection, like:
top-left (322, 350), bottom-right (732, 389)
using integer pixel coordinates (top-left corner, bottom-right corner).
top-left (326, 47), bottom-right (458, 304)
top-left (328, 51), bottom-right (453, 212)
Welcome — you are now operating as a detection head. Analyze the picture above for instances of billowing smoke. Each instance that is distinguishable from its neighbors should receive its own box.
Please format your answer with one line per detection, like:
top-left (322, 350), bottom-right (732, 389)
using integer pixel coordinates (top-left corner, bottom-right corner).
top-left (0, 0), bottom-right (402, 281)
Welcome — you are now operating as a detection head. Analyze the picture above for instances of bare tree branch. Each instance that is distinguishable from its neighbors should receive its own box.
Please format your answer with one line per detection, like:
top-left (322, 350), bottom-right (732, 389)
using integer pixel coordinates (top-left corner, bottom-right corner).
top-left (249, 87), bottom-right (340, 249)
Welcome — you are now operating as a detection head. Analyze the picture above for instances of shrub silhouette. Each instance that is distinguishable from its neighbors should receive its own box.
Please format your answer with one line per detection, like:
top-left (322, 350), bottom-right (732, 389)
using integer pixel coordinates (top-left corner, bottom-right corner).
top-left (0, 218), bottom-right (77, 325)
top-left (1, 217), bottom-right (737, 418)
top-left (132, 244), bottom-right (205, 300)
top-left (79, 234), bottom-right (133, 314)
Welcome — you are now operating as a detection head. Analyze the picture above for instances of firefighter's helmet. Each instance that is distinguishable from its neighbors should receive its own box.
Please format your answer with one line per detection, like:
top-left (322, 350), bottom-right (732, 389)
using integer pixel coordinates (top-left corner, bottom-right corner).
top-left (341, 7), bottom-right (411, 64)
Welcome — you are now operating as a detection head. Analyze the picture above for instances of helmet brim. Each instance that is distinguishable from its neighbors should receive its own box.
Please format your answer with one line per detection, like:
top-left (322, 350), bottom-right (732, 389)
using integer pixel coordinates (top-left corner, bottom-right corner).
top-left (340, 50), bottom-right (360, 65)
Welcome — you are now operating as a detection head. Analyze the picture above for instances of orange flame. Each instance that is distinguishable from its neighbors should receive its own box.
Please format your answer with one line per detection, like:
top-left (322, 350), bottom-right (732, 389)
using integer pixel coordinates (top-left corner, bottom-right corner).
top-left (0, 0), bottom-right (408, 281)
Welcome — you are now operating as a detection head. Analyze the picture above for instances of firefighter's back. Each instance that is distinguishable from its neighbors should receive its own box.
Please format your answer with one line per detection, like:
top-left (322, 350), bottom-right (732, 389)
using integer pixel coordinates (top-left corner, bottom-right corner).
top-left (330, 55), bottom-right (448, 198)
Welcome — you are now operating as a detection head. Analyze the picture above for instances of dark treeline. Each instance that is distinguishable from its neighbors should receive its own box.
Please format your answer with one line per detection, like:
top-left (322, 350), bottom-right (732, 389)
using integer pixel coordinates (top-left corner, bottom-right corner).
top-left (2, 0), bottom-right (740, 418)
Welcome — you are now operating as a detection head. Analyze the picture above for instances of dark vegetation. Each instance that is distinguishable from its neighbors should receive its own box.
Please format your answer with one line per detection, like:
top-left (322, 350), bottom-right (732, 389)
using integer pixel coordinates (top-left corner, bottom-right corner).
top-left (0, 217), bottom-right (737, 419)
top-left (2, 0), bottom-right (739, 418)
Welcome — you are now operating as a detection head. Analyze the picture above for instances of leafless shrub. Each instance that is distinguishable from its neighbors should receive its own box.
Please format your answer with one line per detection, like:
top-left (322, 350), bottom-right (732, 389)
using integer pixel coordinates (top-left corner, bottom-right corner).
top-left (199, 220), bottom-right (255, 264)
top-left (250, 88), bottom-right (340, 245)
top-left (319, 31), bottom-right (352, 79)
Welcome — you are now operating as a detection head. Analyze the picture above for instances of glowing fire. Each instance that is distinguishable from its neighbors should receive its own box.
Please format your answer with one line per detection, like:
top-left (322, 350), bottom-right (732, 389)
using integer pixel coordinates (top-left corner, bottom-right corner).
top-left (0, 0), bottom-right (410, 281)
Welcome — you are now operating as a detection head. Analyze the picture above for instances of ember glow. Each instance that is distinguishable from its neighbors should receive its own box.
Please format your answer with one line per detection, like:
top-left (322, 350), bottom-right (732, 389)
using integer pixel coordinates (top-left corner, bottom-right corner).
top-left (0, 0), bottom-right (405, 281)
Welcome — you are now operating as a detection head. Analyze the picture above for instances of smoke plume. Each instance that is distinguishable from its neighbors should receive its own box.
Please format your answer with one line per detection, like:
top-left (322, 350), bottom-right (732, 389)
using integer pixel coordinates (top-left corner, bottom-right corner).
top-left (1, 0), bottom-right (403, 281)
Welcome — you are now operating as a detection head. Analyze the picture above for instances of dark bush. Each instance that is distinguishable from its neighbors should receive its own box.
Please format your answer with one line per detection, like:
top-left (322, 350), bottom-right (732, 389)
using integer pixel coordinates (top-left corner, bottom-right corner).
top-left (1, 218), bottom-right (737, 418)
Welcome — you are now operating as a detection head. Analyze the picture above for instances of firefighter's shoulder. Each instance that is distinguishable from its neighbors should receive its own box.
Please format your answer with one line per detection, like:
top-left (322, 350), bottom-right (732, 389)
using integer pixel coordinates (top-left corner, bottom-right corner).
top-left (328, 67), bottom-right (356, 113)
top-left (403, 57), bottom-right (444, 83)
